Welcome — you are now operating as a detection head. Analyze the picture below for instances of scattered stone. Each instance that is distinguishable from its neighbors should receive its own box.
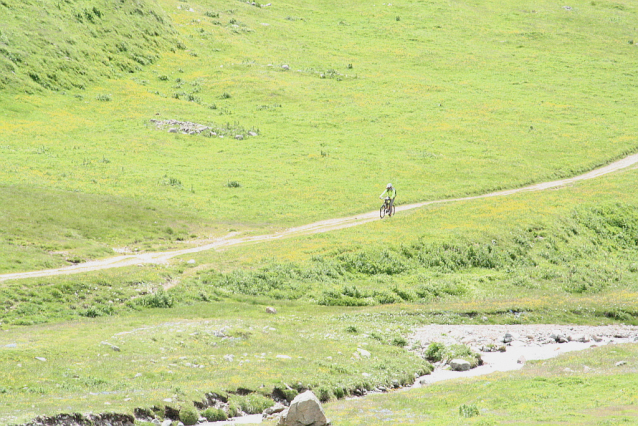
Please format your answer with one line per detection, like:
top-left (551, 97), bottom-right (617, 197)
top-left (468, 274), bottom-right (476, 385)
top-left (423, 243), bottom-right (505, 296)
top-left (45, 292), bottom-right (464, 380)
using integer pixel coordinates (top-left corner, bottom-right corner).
top-left (276, 355), bottom-right (292, 360)
top-left (235, 134), bottom-right (244, 140)
top-left (502, 333), bottom-right (513, 343)
top-left (169, 128), bottom-right (179, 133)
top-left (161, 420), bottom-right (172, 426)
top-left (278, 391), bottom-right (329, 426)
top-left (616, 361), bottom-right (627, 367)
top-left (187, 259), bottom-right (196, 265)
top-left (248, 131), bottom-right (258, 137)
top-left (356, 348), bottom-right (371, 358)
top-left (282, 64), bottom-right (290, 70)
top-left (35, 357), bottom-right (47, 362)
top-left (564, 368), bottom-right (574, 373)
top-left (152, 420), bottom-right (161, 426)
top-left (583, 366), bottom-right (591, 373)
top-left (568, 334), bottom-right (590, 343)
top-left (224, 354), bottom-right (234, 362)
top-left (266, 307), bottom-right (277, 314)
top-left (101, 341), bottom-right (121, 352)
top-left (264, 402), bottom-right (286, 416)
top-left (517, 356), bottom-right (526, 364)
top-left (450, 359), bottom-right (471, 371)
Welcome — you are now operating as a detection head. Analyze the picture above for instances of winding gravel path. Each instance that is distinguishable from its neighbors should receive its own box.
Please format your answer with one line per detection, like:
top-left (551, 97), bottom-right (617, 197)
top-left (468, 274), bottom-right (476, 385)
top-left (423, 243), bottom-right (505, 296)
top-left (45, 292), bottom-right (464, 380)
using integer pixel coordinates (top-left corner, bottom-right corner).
top-left (2, 153), bottom-right (638, 283)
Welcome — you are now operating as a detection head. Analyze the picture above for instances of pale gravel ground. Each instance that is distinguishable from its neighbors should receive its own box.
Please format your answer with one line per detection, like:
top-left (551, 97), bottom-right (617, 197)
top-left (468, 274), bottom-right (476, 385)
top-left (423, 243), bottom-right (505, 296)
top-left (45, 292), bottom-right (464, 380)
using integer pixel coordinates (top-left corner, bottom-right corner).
top-left (410, 324), bottom-right (638, 387)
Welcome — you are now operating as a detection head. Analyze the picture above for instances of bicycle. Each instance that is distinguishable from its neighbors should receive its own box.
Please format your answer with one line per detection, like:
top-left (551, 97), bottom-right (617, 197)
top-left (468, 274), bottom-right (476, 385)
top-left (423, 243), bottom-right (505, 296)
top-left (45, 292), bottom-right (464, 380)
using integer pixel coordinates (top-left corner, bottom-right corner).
top-left (380, 197), bottom-right (395, 218)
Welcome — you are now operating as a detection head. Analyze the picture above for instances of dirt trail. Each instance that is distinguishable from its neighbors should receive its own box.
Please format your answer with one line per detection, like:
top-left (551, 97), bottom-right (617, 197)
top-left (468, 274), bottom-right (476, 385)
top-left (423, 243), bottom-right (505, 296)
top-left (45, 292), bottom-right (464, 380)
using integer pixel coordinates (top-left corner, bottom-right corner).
top-left (2, 153), bottom-right (638, 283)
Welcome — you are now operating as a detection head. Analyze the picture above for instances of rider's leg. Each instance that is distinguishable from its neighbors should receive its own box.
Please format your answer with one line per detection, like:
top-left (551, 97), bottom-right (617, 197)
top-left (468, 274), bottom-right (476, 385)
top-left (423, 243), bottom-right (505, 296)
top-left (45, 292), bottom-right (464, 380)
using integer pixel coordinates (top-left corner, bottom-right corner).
top-left (389, 198), bottom-right (395, 215)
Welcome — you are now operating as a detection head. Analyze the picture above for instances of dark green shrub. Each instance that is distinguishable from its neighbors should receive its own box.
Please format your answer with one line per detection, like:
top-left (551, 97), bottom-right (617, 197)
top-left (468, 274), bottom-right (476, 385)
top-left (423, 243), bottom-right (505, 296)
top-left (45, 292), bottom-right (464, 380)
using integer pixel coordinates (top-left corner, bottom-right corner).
top-left (459, 403), bottom-right (480, 418)
top-left (392, 336), bottom-right (408, 347)
top-left (134, 290), bottom-right (174, 308)
top-left (424, 342), bottom-right (445, 362)
top-left (179, 408), bottom-right (198, 425)
top-left (234, 394), bottom-right (273, 414)
top-left (202, 407), bottom-right (227, 421)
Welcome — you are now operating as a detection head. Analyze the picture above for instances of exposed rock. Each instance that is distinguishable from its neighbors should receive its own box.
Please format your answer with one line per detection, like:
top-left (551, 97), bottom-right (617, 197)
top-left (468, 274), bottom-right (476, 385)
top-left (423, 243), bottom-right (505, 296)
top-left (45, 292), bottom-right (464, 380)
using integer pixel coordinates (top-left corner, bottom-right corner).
top-left (25, 413), bottom-right (135, 426)
top-left (235, 134), bottom-right (244, 140)
top-left (449, 359), bottom-right (471, 371)
top-left (278, 391), bottom-right (329, 426)
top-left (356, 348), bottom-right (371, 358)
top-left (187, 259), bottom-right (196, 265)
top-left (282, 64), bottom-right (290, 70)
top-left (34, 357), bottom-right (47, 362)
top-left (266, 306), bottom-right (277, 314)
top-left (276, 354), bottom-right (292, 360)
top-left (517, 356), bottom-right (526, 364)
top-left (568, 334), bottom-right (590, 343)
top-left (101, 341), bottom-right (120, 352)
top-left (616, 361), bottom-right (628, 366)
top-left (264, 402), bottom-right (286, 416)
top-left (502, 333), bottom-right (513, 343)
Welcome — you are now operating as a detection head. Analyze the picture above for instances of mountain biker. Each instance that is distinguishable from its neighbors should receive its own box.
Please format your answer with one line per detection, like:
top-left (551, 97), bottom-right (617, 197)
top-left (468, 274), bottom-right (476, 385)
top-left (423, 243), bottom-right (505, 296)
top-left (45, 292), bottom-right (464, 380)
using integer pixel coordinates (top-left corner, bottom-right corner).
top-left (379, 183), bottom-right (397, 214)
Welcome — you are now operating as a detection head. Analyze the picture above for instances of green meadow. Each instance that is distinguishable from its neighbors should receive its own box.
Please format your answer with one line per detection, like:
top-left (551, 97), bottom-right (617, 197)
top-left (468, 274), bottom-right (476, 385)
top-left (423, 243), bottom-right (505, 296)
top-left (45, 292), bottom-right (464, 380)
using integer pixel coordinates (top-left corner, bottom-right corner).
top-left (1, 0), bottom-right (638, 424)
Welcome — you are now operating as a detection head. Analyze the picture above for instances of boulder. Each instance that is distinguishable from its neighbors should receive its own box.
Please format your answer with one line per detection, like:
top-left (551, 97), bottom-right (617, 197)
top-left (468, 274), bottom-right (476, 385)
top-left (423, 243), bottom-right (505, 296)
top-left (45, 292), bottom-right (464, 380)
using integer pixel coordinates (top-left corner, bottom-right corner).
top-left (550, 330), bottom-right (567, 343)
top-left (449, 359), bottom-right (471, 371)
top-left (568, 334), bottom-right (590, 343)
top-left (264, 402), bottom-right (286, 416)
top-left (278, 391), bottom-right (329, 426)
top-left (356, 348), bottom-right (371, 358)
top-left (266, 307), bottom-right (277, 314)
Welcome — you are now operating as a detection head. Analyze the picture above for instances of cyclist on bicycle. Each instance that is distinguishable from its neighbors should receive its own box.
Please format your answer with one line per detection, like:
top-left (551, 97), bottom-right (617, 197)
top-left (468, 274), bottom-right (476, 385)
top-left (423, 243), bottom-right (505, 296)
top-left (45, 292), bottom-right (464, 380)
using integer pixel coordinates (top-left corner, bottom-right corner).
top-left (379, 183), bottom-right (397, 212)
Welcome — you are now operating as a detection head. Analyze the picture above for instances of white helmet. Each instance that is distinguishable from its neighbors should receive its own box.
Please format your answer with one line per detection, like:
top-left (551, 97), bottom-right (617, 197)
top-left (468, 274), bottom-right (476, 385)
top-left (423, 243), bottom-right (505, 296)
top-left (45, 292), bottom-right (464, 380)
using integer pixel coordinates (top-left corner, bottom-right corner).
top-left (386, 183), bottom-right (393, 189)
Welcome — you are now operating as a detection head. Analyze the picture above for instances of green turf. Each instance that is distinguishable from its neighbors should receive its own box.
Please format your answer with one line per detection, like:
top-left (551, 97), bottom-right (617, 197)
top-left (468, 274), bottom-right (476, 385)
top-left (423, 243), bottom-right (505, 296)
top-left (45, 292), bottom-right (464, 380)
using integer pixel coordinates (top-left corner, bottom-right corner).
top-left (3, 0), bottom-right (638, 424)
top-left (2, 0), bottom-right (638, 270)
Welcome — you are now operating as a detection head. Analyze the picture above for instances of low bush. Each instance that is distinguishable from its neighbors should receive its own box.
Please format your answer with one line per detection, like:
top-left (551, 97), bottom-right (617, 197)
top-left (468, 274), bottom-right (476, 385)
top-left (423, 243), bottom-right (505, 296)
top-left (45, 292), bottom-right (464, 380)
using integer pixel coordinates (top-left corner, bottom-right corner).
top-left (201, 407), bottom-right (227, 421)
top-left (179, 408), bottom-right (199, 425)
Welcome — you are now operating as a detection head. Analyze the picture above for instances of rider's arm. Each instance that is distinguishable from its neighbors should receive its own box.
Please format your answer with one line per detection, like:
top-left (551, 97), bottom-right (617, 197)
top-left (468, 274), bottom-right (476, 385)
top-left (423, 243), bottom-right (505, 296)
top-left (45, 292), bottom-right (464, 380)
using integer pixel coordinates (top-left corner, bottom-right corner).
top-left (379, 189), bottom-right (387, 199)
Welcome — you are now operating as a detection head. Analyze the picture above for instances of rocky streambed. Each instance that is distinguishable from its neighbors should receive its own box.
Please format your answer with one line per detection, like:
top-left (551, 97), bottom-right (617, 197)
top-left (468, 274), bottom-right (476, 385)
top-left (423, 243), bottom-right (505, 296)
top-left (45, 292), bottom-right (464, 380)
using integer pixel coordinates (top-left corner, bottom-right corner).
top-left (409, 324), bottom-right (638, 386)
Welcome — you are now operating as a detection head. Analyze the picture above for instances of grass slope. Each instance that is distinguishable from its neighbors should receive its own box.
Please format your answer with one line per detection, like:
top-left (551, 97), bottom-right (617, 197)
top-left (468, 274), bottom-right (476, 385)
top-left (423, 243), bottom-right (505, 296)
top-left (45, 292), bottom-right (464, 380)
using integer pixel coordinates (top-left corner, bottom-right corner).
top-left (0, 0), bottom-right (177, 92)
top-left (2, 0), bottom-right (638, 270)
top-left (2, 0), bottom-right (638, 424)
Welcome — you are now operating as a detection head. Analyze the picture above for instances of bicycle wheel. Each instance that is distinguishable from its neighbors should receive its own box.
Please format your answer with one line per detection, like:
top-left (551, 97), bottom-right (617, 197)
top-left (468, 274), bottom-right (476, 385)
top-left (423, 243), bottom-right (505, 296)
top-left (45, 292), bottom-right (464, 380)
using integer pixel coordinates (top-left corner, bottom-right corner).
top-left (390, 205), bottom-right (396, 216)
top-left (380, 204), bottom-right (386, 218)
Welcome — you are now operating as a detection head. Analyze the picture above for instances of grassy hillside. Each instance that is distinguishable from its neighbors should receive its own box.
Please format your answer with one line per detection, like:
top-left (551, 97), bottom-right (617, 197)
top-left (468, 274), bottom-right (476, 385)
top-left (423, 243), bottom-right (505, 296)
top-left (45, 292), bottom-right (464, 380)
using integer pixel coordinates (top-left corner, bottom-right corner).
top-left (2, 0), bottom-right (638, 424)
top-left (0, 0), bottom-right (177, 92)
top-left (2, 0), bottom-right (638, 271)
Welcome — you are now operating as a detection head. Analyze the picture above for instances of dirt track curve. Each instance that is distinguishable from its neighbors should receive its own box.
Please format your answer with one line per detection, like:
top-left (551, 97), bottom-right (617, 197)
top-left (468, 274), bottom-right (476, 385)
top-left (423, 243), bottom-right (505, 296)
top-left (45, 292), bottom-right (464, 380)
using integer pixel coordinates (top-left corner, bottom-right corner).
top-left (2, 153), bottom-right (638, 283)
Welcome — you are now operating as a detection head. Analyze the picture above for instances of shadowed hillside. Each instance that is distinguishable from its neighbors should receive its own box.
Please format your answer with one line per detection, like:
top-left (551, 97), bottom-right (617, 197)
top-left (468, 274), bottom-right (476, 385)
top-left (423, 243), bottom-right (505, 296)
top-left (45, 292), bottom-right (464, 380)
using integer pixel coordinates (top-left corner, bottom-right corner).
top-left (0, 0), bottom-right (178, 92)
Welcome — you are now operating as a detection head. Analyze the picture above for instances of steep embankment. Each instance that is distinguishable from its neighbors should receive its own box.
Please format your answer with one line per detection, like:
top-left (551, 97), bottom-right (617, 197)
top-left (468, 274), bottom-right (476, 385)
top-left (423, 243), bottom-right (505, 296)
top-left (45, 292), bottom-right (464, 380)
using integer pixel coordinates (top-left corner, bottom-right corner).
top-left (0, 0), bottom-right (178, 92)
